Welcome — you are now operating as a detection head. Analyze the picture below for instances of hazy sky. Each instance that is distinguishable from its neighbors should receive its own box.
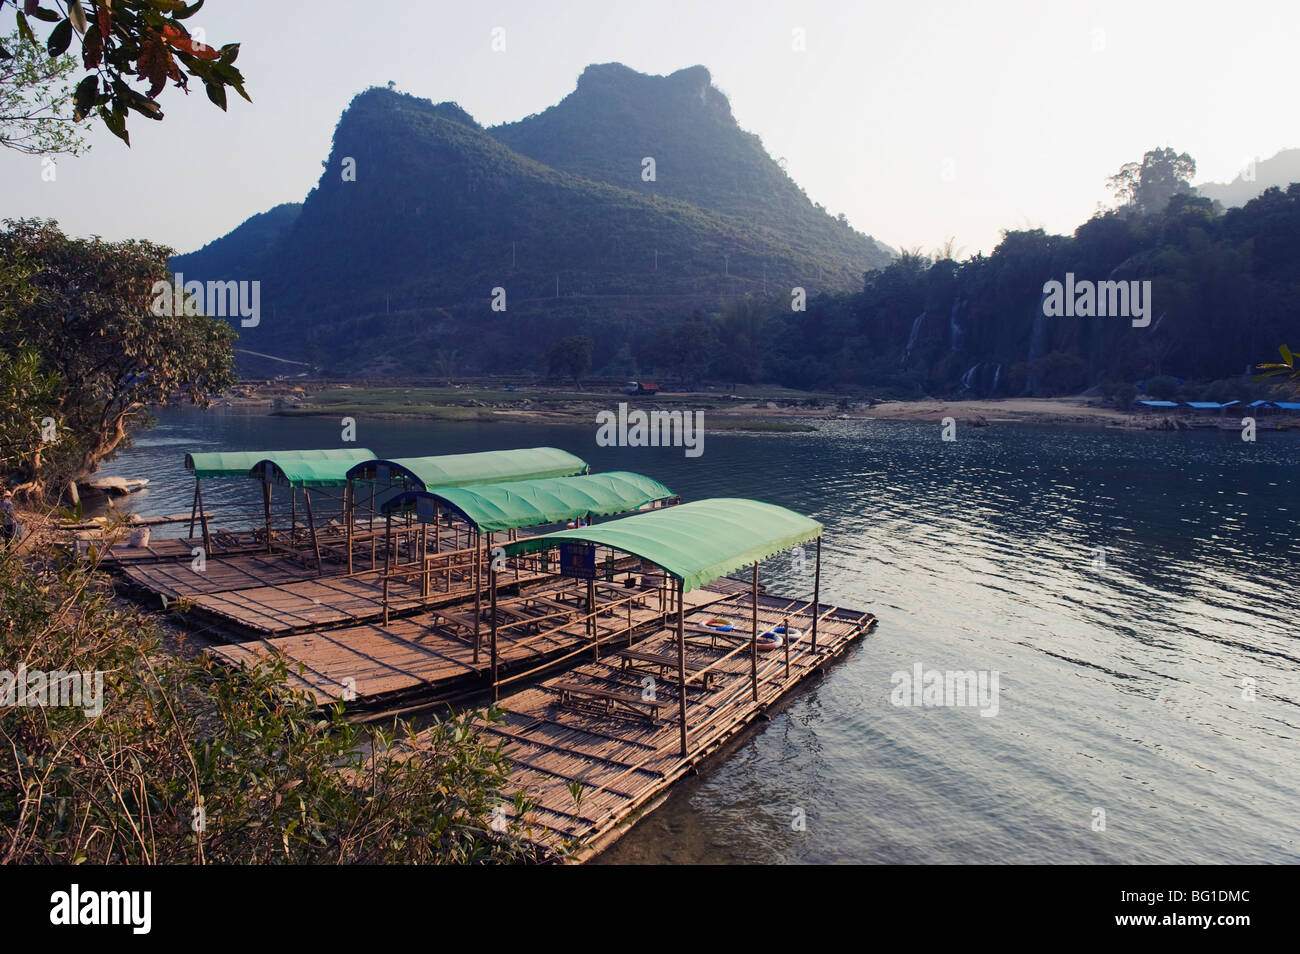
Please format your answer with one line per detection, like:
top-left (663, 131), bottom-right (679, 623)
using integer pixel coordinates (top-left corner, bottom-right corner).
top-left (1, 0), bottom-right (1295, 259)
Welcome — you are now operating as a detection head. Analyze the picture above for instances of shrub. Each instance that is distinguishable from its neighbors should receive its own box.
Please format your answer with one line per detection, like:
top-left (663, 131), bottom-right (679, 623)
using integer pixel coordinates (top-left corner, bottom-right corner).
top-left (0, 520), bottom-right (540, 865)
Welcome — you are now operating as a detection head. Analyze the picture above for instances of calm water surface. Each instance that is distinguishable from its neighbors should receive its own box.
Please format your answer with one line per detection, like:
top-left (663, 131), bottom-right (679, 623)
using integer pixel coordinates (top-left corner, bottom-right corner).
top-left (99, 408), bottom-right (1300, 864)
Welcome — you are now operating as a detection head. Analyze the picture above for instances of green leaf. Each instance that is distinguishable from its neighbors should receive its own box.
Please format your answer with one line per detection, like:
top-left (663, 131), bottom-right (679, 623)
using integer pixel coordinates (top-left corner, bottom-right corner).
top-left (205, 81), bottom-right (227, 110)
top-left (0, 44), bottom-right (11, 61)
top-left (29, 7), bottom-right (62, 23)
top-left (98, 106), bottom-right (130, 146)
top-left (15, 12), bottom-right (37, 44)
top-left (1280, 344), bottom-right (1294, 367)
top-left (178, 0), bottom-right (206, 19)
top-left (46, 18), bottom-right (73, 56)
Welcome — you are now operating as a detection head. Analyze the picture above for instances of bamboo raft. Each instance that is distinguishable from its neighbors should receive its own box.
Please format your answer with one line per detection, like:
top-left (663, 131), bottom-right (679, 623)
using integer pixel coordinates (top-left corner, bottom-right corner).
top-left (206, 578), bottom-right (735, 710)
top-left (448, 592), bottom-right (876, 861)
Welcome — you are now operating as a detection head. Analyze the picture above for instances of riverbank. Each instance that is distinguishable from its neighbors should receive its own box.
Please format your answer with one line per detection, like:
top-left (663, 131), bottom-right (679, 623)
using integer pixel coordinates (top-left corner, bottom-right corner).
top-left (218, 381), bottom-right (1140, 431)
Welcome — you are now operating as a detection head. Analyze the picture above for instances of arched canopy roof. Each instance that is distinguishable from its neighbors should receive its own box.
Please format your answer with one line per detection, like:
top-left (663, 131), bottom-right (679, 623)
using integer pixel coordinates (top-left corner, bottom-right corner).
top-left (185, 448), bottom-right (376, 480)
top-left (346, 447), bottom-right (587, 490)
top-left (381, 471), bottom-right (676, 533)
top-left (503, 498), bottom-right (821, 593)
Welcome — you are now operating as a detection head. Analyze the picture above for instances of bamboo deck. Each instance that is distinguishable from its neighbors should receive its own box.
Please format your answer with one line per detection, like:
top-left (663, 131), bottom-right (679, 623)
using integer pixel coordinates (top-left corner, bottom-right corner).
top-left (119, 552), bottom-right (321, 600)
top-left (206, 579), bottom-right (732, 709)
top-left (444, 592), bottom-right (876, 861)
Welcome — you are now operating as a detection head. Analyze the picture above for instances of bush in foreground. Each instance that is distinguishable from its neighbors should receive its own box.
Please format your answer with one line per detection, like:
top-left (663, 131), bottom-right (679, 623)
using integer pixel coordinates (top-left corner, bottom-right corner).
top-left (0, 526), bottom-right (539, 864)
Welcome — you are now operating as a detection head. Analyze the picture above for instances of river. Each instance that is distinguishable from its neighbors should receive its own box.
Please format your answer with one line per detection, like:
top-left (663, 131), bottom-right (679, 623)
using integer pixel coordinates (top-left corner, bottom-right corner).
top-left (97, 407), bottom-right (1300, 864)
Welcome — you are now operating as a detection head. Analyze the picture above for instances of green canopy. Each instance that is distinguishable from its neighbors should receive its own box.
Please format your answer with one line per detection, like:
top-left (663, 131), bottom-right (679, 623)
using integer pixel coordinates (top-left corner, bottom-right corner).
top-left (503, 498), bottom-right (821, 592)
top-left (347, 447), bottom-right (588, 490)
top-left (250, 457), bottom-right (374, 488)
top-left (185, 448), bottom-right (376, 480)
top-left (382, 471), bottom-right (677, 533)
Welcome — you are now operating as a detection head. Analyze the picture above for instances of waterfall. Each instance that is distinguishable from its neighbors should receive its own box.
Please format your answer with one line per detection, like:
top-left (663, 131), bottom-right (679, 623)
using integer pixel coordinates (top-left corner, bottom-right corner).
top-left (991, 363), bottom-right (1001, 393)
top-left (949, 298), bottom-right (967, 353)
top-left (961, 364), bottom-right (979, 391)
top-left (904, 312), bottom-right (926, 357)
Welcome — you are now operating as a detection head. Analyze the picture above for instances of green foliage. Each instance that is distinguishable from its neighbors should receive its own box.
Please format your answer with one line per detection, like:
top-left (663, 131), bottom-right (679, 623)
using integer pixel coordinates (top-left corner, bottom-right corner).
top-left (0, 218), bottom-right (237, 497)
top-left (1097, 379), bottom-right (1137, 408)
top-left (1144, 375), bottom-right (1181, 400)
top-left (1107, 147), bottom-right (1197, 216)
top-left (0, 531), bottom-right (539, 864)
top-left (1257, 344), bottom-right (1300, 395)
top-left (0, 27), bottom-right (87, 155)
top-left (1030, 351), bottom-right (1089, 396)
top-left (0, 0), bottom-right (249, 147)
top-left (546, 334), bottom-right (593, 386)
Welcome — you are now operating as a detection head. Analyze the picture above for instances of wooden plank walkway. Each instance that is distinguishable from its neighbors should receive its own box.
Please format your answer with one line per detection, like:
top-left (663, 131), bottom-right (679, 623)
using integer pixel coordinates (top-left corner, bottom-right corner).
top-left (119, 552), bottom-right (320, 600)
top-left (206, 580), bottom-right (733, 709)
top-left (439, 593), bottom-right (876, 861)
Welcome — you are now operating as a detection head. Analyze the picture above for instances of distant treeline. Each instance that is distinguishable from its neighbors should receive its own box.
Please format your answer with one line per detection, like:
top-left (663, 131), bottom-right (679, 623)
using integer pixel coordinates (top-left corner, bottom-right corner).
top-left (632, 183), bottom-right (1300, 399)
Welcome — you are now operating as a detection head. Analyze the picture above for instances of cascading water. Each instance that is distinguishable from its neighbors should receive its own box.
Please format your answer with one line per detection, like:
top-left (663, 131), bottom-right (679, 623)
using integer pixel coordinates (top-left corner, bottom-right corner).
top-left (949, 298), bottom-right (967, 353)
top-left (902, 312), bottom-right (926, 365)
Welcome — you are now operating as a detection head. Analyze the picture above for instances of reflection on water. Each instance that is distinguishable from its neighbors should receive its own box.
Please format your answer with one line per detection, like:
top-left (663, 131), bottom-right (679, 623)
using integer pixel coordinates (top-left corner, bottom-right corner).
top-left (101, 408), bottom-right (1300, 863)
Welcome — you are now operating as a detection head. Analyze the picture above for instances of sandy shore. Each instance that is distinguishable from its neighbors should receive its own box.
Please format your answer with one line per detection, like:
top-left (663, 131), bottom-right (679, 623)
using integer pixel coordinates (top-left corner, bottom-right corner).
top-left (218, 382), bottom-right (1138, 430)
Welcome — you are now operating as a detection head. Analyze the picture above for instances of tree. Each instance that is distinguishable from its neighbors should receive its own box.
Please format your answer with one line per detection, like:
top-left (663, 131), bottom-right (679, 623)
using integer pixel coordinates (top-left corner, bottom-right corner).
top-left (0, 0), bottom-right (249, 148)
top-left (434, 347), bottom-right (458, 386)
top-left (0, 218), bottom-right (237, 498)
top-left (546, 334), bottom-right (592, 387)
top-left (1107, 147), bottom-right (1196, 216)
top-left (0, 26), bottom-right (87, 155)
top-left (717, 295), bottom-right (767, 384)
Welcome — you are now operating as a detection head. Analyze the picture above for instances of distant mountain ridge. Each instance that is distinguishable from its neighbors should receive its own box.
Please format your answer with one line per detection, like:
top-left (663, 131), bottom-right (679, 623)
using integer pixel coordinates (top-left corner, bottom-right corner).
top-left (171, 65), bottom-right (892, 375)
top-left (1197, 148), bottom-right (1300, 208)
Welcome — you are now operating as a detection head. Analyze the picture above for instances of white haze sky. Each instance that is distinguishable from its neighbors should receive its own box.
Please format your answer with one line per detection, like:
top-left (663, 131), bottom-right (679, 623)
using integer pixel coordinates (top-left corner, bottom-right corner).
top-left (0, 0), bottom-right (1295, 259)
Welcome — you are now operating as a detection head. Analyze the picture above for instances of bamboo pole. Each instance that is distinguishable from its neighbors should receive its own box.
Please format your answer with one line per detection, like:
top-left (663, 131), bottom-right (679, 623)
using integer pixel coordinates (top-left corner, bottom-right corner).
top-left (346, 484), bottom-right (354, 573)
top-left (490, 566), bottom-right (499, 702)
top-left (473, 530), bottom-right (482, 665)
top-left (304, 489), bottom-right (322, 571)
top-left (751, 563), bottom-right (759, 702)
top-left (812, 537), bottom-right (821, 653)
top-left (783, 614), bottom-right (791, 678)
top-left (677, 578), bottom-right (687, 757)
top-left (263, 481), bottom-right (273, 554)
top-left (588, 577), bottom-right (598, 661)
top-left (420, 523), bottom-right (429, 597)
top-left (382, 511), bottom-right (392, 626)
top-left (188, 480), bottom-right (200, 538)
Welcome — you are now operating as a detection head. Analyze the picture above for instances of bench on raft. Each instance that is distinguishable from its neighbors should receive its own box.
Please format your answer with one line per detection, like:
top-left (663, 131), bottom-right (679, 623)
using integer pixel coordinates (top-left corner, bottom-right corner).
top-left (616, 647), bottom-right (716, 689)
top-left (552, 681), bottom-right (661, 723)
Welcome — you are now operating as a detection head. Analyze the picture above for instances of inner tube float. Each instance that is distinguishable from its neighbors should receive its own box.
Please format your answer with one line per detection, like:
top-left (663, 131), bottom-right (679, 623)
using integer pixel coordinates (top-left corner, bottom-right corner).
top-left (757, 626), bottom-right (803, 650)
top-left (706, 618), bottom-right (734, 632)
